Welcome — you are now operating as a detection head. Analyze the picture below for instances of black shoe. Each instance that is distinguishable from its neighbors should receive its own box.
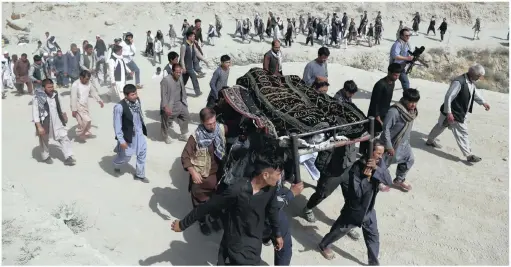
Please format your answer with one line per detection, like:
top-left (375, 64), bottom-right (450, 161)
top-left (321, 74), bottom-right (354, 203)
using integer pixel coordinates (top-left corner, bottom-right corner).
top-left (113, 168), bottom-right (121, 177)
top-left (134, 176), bottom-right (150, 183)
top-left (195, 91), bottom-right (203, 97)
top-left (467, 155), bottom-right (482, 163)
top-left (64, 156), bottom-right (76, 166)
top-left (43, 157), bottom-right (53, 164)
top-left (199, 222), bottom-right (211, 236)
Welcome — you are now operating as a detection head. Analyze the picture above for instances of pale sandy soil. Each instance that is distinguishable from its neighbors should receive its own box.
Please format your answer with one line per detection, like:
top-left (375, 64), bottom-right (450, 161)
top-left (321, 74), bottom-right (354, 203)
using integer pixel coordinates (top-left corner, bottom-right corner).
top-left (1, 2), bottom-right (509, 266)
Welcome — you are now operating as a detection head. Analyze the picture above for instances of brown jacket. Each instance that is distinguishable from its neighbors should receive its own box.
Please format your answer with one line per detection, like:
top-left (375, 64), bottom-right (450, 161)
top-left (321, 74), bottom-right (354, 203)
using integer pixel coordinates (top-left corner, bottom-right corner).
top-left (263, 50), bottom-right (281, 76)
top-left (14, 60), bottom-right (30, 82)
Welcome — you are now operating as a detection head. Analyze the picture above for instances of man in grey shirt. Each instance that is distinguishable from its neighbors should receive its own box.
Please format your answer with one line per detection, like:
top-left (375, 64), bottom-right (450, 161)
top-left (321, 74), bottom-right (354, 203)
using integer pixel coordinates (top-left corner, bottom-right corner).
top-left (207, 55), bottom-right (231, 108)
top-left (303, 47), bottom-right (329, 91)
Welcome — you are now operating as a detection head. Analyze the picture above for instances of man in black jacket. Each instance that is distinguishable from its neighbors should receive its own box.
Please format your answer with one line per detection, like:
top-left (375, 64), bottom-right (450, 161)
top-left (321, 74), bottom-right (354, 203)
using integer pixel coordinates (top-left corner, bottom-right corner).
top-left (425, 64), bottom-right (490, 163)
top-left (438, 18), bottom-right (448, 41)
top-left (318, 139), bottom-right (392, 265)
top-left (171, 139), bottom-right (286, 265)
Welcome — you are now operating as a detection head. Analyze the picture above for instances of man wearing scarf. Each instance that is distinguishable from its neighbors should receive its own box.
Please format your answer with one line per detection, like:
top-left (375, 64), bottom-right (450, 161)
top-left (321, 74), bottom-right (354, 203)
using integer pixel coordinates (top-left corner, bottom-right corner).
top-left (108, 45), bottom-right (134, 101)
top-left (112, 84), bottom-right (148, 183)
top-left (380, 88), bottom-right (420, 192)
top-left (263, 40), bottom-right (283, 76)
top-left (32, 79), bottom-right (75, 166)
top-left (181, 107), bottom-right (227, 236)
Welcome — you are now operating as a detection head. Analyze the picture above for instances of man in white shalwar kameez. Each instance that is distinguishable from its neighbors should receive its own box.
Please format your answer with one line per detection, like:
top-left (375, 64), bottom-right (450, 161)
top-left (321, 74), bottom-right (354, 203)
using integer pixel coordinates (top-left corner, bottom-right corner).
top-left (70, 70), bottom-right (104, 141)
top-left (32, 79), bottom-right (76, 166)
top-left (108, 45), bottom-right (133, 101)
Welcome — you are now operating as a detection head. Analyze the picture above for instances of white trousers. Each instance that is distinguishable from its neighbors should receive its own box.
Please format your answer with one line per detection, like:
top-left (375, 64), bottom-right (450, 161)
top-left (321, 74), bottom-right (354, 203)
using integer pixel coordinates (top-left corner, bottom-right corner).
top-left (427, 113), bottom-right (472, 157)
top-left (110, 81), bottom-right (125, 102)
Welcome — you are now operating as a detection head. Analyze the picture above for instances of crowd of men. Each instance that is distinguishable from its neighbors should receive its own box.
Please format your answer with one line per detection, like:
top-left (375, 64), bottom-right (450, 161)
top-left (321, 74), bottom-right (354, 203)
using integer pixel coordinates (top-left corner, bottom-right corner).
top-left (0, 9), bottom-right (493, 266)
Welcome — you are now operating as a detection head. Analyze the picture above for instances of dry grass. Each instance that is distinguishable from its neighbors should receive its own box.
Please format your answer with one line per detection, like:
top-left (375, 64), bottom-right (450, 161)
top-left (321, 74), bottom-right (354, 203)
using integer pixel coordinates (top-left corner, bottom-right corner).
top-left (410, 47), bottom-right (509, 93)
top-left (51, 202), bottom-right (89, 234)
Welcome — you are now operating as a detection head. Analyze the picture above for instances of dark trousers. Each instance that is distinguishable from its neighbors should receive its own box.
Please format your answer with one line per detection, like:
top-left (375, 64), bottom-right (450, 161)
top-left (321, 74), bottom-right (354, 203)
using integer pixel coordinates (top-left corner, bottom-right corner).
top-left (305, 36), bottom-right (314, 46)
top-left (145, 42), bottom-right (154, 56)
top-left (206, 95), bottom-right (217, 108)
top-left (306, 173), bottom-right (344, 210)
top-left (183, 71), bottom-right (201, 95)
top-left (284, 37), bottom-right (292, 47)
top-left (319, 209), bottom-right (380, 265)
top-left (427, 27), bottom-right (436, 35)
top-left (440, 31), bottom-right (446, 41)
top-left (56, 71), bottom-right (69, 86)
top-left (263, 209), bottom-right (292, 266)
top-left (217, 242), bottom-right (260, 265)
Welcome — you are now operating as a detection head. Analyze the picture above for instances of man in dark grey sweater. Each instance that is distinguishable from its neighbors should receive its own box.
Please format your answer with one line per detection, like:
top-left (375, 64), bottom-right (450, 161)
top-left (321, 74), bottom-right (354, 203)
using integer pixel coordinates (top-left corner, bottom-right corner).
top-left (207, 54), bottom-right (231, 108)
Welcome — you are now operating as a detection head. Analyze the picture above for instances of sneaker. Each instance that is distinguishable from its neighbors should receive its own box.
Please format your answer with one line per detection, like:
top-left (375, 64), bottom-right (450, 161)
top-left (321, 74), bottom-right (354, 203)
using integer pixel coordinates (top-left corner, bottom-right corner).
top-left (347, 229), bottom-right (360, 240)
top-left (303, 207), bottom-right (316, 223)
top-left (64, 156), bottom-right (76, 166)
top-left (393, 179), bottom-right (412, 191)
top-left (467, 155), bottom-right (482, 163)
top-left (43, 157), bottom-right (53, 164)
top-left (425, 140), bottom-right (442, 149)
top-left (113, 168), bottom-right (121, 177)
top-left (164, 136), bottom-right (172, 144)
top-left (134, 176), bottom-right (150, 183)
top-left (178, 134), bottom-right (188, 142)
top-left (199, 222), bottom-right (211, 236)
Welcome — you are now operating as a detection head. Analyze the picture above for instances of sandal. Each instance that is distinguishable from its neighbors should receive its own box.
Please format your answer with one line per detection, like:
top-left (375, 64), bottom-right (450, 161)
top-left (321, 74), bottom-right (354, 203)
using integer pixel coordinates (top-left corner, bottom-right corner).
top-left (318, 245), bottom-right (335, 260)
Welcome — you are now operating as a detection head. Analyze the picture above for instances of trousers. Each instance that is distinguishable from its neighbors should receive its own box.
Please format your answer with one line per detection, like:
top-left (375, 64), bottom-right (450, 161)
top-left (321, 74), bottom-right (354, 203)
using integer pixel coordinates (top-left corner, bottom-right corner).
top-left (263, 209), bottom-right (292, 265)
top-left (126, 61), bottom-right (141, 85)
top-left (427, 113), bottom-right (472, 157)
top-left (319, 209), bottom-right (380, 265)
top-left (306, 173), bottom-right (345, 210)
top-left (113, 132), bottom-right (147, 178)
top-left (38, 134), bottom-right (73, 160)
top-left (183, 71), bottom-right (201, 95)
top-left (161, 103), bottom-right (190, 138)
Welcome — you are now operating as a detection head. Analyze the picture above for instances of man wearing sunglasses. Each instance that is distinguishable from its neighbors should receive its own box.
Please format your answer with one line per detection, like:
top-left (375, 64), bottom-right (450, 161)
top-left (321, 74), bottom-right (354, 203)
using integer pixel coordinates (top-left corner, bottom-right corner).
top-left (389, 28), bottom-right (413, 91)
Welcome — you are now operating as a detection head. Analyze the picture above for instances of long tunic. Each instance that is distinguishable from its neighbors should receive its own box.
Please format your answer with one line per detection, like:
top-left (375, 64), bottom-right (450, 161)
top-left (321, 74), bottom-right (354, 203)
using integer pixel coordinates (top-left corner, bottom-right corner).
top-left (70, 79), bottom-right (101, 113)
top-left (113, 103), bottom-right (145, 158)
top-left (381, 107), bottom-right (414, 171)
top-left (32, 93), bottom-right (67, 141)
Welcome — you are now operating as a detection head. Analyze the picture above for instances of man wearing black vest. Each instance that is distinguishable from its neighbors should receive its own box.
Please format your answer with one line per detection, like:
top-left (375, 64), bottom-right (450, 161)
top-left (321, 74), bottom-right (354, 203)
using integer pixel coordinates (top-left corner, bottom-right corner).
top-left (263, 40), bottom-right (283, 76)
top-left (112, 84), bottom-right (149, 183)
top-left (162, 51), bottom-right (179, 77)
top-left (108, 45), bottom-right (133, 101)
top-left (426, 64), bottom-right (490, 163)
top-left (32, 79), bottom-right (75, 166)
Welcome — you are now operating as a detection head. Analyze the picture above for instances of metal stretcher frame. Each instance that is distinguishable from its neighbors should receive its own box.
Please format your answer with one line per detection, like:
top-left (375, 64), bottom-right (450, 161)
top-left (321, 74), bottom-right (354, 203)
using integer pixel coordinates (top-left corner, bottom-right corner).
top-left (289, 116), bottom-right (375, 183)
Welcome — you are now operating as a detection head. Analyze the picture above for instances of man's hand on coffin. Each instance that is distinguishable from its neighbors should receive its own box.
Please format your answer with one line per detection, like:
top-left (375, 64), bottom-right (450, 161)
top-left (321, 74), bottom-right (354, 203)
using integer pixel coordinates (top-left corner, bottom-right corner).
top-left (386, 148), bottom-right (395, 157)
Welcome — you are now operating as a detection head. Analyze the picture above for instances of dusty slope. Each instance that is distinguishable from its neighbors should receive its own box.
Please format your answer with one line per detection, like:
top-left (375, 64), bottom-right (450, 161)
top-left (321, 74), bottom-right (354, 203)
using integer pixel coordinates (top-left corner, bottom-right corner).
top-left (2, 62), bottom-right (509, 265)
top-left (2, 177), bottom-right (114, 265)
top-left (2, 2), bottom-right (509, 91)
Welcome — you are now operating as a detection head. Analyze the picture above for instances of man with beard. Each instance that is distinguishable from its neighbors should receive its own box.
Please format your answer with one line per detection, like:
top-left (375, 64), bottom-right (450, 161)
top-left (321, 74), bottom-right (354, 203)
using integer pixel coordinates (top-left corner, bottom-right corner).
top-left (65, 43), bottom-right (81, 84)
top-left (14, 53), bottom-right (33, 95)
top-left (318, 139), bottom-right (392, 264)
top-left (380, 88), bottom-right (420, 192)
top-left (112, 84), bottom-right (149, 183)
top-left (70, 70), bottom-right (104, 142)
top-left (160, 63), bottom-right (190, 144)
top-left (425, 64), bottom-right (490, 163)
top-left (180, 31), bottom-right (209, 97)
top-left (389, 28), bottom-right (413, 90)
top-left (263, 40), bottom-right (283, 76)
top-left (94, 35), bottom-right (108, 84)
top-left (29, 55), bottom-right (50, 91)
top-left (180, 107), bottom-right (227, 236)
top-left (172, 131), bottom-right (285, 265)
top-left (411, 12), bottom-right (420, 36)
top-left (359, 63), bottom-right (402, 155)
top-left (80, 44), bottom-right (101, 93)
top-left (438, 18), bottom-right (448, 42)
top-left (215, 14), bottom-right (223, 38)
top-left (121, 32), bottom-right (143, 89)
top-left (108, 45), bottom-right (134, 101)
top-left (32, 79), bottom-right (75, 166)
top-left (426, 16), bottom-right (436, 36)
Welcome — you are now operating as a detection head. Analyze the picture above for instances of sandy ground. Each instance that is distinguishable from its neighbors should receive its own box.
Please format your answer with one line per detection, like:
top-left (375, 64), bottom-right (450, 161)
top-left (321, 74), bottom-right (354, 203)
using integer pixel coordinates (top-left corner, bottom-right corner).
top-left (1, 2), bottom-right (509, 266)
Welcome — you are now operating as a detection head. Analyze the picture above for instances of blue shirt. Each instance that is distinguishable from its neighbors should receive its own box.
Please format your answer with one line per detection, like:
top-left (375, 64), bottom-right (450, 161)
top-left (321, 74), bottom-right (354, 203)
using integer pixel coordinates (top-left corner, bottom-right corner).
top-left (389, 40), bottom-right (411, 65)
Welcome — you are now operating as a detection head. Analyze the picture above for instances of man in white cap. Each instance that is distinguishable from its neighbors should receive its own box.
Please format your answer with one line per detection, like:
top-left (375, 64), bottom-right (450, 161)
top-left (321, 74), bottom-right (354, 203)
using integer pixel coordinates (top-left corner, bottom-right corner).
top-left (2, 51), bottom-right (15, 98)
